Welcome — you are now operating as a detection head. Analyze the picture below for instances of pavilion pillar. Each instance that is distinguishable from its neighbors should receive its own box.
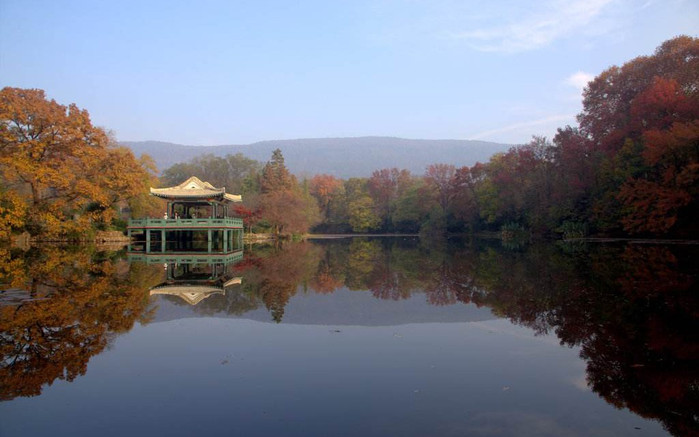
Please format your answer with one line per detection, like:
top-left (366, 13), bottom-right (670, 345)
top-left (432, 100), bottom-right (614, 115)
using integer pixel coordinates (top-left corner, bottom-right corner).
top-left (146, 230), bottom-right (151, 253)
top-left (207, 229), bottom-right (212, 253)
top-left (223, 230), bottom-right (228, 253)
top-left (161, 230), bottom-right (166, 252)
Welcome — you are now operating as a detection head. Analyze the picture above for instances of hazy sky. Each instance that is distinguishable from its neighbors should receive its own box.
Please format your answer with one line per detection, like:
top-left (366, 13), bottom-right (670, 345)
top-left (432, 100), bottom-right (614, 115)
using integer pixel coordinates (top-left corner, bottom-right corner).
top-left (1, 0), bottom-right (696, 146)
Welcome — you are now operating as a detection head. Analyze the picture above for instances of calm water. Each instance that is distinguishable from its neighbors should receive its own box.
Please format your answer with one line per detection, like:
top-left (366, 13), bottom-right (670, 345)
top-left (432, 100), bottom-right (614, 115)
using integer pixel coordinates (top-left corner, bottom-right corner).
top-left (0, 238), bottom-right (697, 436)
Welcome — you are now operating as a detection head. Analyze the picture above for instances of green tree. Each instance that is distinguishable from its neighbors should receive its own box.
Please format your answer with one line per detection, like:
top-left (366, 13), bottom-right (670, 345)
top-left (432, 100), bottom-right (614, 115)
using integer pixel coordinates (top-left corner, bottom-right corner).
top-left (160, 153), bottom-right (261, 194)
top-left (348, 196), bottom-right (381, 232)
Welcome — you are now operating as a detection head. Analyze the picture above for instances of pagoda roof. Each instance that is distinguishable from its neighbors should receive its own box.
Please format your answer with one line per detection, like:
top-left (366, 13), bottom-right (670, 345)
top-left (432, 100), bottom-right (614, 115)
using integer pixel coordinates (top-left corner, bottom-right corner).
top-left (149, 276), bottom-right (242, 305)
top-left (150, 284), bottom-right (225, 305)
top-left (150, 176), bottom-right (242, 202)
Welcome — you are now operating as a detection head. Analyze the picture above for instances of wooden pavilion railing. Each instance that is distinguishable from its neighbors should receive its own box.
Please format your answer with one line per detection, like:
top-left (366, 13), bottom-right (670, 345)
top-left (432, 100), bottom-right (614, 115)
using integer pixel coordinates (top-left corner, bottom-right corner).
top-left (128, 217), bottom-right (243, 229)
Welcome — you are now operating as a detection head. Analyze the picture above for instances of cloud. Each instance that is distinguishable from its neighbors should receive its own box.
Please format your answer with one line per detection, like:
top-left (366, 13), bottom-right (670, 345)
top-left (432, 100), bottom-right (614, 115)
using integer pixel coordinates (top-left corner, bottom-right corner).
top-left (566, 71), bottom-right (595, 92)
top-left (446, 0), bottom-right (615, 53)
top-left (469, 114), bottom-right (575, 141)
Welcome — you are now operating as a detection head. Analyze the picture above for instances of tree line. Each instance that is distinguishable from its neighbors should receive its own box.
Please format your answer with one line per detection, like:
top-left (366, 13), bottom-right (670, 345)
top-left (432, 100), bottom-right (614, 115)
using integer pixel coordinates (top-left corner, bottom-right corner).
top-left (1, 36), bottom-right (696, 240)
top-left (157, 37), bottom-right (697, 239)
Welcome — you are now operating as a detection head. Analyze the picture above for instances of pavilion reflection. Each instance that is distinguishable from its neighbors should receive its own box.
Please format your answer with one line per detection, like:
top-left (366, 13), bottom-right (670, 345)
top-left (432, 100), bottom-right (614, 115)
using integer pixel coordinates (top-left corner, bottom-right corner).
top-left (128, 250), bottom-right (244, 306)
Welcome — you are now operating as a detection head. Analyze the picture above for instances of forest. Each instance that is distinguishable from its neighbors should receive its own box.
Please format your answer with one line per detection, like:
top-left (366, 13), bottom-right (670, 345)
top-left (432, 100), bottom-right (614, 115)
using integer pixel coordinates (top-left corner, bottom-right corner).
top-left (1, 36), bottom-right (697, 240)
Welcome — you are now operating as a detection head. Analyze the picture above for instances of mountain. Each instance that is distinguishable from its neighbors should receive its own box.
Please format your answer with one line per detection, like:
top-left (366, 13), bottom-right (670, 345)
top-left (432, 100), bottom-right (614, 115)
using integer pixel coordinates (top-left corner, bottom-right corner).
top-left (121, 136), bottom-right (513, 178)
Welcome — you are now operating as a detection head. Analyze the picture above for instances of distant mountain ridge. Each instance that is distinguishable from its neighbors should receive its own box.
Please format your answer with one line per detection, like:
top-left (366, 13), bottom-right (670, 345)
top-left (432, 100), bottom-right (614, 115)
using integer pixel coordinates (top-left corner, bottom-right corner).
top-left (121, 136), bottom-right (513, 178)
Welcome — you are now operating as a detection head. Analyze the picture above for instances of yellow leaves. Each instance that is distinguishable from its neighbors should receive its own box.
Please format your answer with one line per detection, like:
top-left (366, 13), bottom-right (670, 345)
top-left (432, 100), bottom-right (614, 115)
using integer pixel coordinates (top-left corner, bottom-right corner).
top-left (0, 87), bottom-right (157, 238)
top-left (0, 190), bottom-right (27, 239)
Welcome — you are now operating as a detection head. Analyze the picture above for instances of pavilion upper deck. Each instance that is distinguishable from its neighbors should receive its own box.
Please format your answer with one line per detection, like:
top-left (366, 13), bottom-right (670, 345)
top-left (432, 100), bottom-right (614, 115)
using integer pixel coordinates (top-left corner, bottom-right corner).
top-left (128, 176), bottom-right (244, 230)
top-left (128, 217), bottom-right (243, 229)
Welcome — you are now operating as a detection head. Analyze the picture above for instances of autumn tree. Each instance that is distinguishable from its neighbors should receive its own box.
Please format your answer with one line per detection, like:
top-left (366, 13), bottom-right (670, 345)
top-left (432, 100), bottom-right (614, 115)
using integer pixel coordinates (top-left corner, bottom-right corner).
top-left (124, 153), bottom-right (163, 219)
top-left (309, 174), bottom-right (344, 219)
top-left (554, 36), bottom-right (699, 235)
top-left (233, 204), bottom-right (261, 234)
top-left (0, 88), bottom-right (156, 238)
top-left (260, 148), bottom-right (294, 193)
top-left (0, 188), bottom-right (27, 239)
top-left (256, 149), bottom-right (319, 235)
top-left (367, 168), bottom-right (412, 230)
top-left (616, 77), bottom-right (699, 234)
top-left (424, 164), bottom-right (457, 214)
top-left (258, 190), bottom-right (320, 235)
top-left (450, 164), bottom-right (485, 232)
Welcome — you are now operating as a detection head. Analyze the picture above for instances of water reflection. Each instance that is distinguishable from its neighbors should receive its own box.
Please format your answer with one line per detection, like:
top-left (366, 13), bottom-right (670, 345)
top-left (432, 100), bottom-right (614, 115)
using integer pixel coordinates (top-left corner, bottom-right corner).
top-left (0, 239), bottom-right (697, 435)
top-left (0, 246), bottom-right (163, 401)
top-left (150, 257), bottom-right (243, 306)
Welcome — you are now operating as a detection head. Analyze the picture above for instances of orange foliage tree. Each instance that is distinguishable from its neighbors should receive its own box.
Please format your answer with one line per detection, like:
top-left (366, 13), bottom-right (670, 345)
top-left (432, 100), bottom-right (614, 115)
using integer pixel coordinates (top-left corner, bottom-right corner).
top-left (309, 174), bottom-right (344, 220)
top-left (0, 88), bottom-right (157, 238)
top-left (257, 149), bottom-right (319, 235)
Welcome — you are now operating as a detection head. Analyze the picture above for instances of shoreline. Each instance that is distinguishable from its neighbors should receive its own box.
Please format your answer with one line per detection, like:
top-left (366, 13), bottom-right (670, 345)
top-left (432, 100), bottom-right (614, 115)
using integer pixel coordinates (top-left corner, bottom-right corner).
top-left (10, 231), bottom-right (699, 246)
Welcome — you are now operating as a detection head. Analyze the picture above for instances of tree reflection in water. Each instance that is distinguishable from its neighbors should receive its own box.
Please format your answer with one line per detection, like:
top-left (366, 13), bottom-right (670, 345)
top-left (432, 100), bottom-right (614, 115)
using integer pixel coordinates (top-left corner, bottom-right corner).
top-left (0, 238), bottom-right (696, 435)
top-left (0, 246), bottom-right (163, 401)
top-left (228, 238), bottom-right (697, 435)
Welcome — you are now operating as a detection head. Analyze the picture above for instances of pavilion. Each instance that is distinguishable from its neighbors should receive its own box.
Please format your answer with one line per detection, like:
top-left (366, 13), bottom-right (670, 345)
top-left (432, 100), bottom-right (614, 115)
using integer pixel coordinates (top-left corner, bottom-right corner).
top-left (127, 176), bottom-right (244, 254)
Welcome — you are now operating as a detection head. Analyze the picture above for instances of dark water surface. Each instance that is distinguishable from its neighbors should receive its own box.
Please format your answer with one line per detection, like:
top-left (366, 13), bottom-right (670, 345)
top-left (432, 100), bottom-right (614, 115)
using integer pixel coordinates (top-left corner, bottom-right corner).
top-left (1, 238), bottom-right (697, 436)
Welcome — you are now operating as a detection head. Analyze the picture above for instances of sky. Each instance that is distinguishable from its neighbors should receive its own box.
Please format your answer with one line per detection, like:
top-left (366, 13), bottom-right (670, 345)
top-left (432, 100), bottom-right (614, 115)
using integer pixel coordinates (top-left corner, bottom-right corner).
top-left (1, 0), bottom-right (697, 146)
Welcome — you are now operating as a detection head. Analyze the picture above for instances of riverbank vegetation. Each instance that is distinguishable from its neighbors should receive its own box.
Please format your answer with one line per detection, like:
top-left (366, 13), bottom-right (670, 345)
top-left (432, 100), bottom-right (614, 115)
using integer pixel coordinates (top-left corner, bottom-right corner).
top-left (167, 37), bottom-right (698, 239)
top-left (1, 37), bottom-right (696, 241)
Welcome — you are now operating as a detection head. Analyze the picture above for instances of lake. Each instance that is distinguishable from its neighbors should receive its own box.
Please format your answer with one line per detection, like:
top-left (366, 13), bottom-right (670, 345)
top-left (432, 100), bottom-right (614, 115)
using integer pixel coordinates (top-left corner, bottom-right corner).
top-left (0, 237), bottom-right (696, 436)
